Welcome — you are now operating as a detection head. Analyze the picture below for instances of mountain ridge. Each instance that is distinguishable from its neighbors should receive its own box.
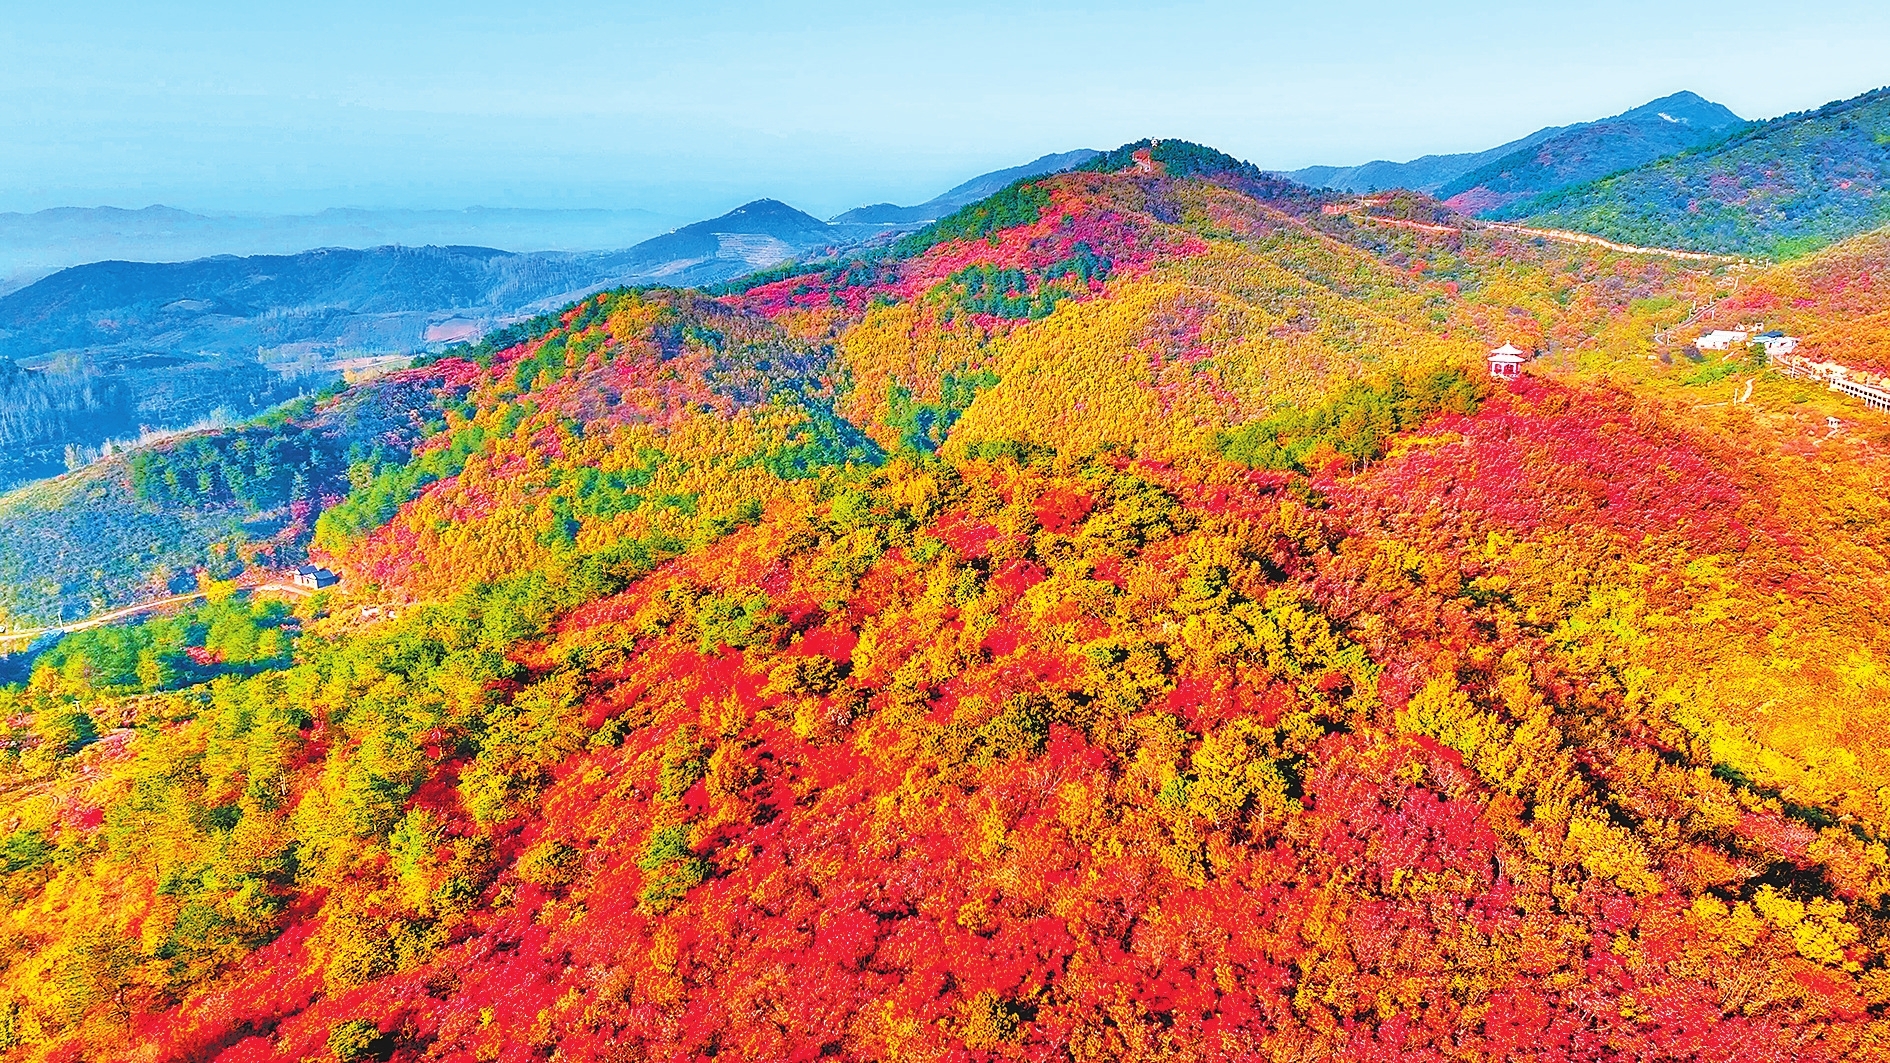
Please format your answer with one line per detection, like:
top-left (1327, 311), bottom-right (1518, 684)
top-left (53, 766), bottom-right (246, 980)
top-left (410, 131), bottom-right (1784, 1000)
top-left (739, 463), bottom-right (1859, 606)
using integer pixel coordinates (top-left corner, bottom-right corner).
top-left (0, 204), bottom-right (677, 296)
top-left (1438, 91), bottom-right (1745, 213)
top-left (1285, 91), bottom-right (1743, 200)
top-left (1502, 85), bottom-right (1890, 255)
top-left (831, 149), bottom-right (1100, 227)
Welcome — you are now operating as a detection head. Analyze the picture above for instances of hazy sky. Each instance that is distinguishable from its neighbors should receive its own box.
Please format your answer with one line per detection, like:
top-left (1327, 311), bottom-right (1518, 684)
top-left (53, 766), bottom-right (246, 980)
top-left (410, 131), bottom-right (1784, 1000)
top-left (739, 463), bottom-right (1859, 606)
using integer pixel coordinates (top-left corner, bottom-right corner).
top-left (4, 0), bottom-right (1887, 219)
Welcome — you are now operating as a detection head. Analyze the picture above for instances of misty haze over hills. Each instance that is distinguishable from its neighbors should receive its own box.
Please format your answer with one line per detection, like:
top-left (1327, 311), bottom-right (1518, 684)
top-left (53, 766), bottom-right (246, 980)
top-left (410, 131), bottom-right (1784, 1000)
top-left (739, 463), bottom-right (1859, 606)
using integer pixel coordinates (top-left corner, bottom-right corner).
top-left (0, 150), bottom-right (1106, 493)
top-left (0, 84), bottom-right (1862, 497)
top-left (0, 206), bottom-right (677, 296)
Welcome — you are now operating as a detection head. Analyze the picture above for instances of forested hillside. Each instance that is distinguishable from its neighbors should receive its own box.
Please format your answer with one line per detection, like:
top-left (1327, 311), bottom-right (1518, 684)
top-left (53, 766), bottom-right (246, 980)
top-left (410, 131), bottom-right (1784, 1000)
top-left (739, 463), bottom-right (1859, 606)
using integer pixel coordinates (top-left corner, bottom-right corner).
top-left (1287, 91), bottom-right (1743, 200)
top-left (0, 367), bottom-right (470, 627)
top-left (1438, 91), bottom-right (1745, 214)
top-left (1, 141), bottom-right (1888, 1062)
top-left (1505, 86), bottom-right (1890, 256)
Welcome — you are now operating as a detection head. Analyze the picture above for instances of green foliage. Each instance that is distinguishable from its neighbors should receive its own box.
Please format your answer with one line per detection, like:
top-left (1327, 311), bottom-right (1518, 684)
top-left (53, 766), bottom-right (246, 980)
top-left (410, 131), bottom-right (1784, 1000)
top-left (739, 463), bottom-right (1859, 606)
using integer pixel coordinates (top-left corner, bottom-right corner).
top-left (926, 244), bottom-right (1110, 329)
top-left (1683, 347), bottom-right (1765, 387)
top-left (1043, 241), bottom-right (1112, 287)
top-left (0, 830), bottom-right (50, 874)
top-left (1223, 367), bottom-right (1480, 472)
top-left (32, 597), bottom-right (296, 694)
top-left (707, 258), bottom-right (899, 298)
top-left (564, 459), bottom-right (662, 521)
top-left (326, 1018), bottom-right (389, 1062)
top-left (30, 706), bottom-right (97, 756)
top-left (128, 427), bottom-right (352, 513)
top-left (1077, 139), bottom-right (1265, 181)
top-left (636, 824), bottom-right (709, 912)
top-left (510, 334), bottom-right (571, 392)
top-left (693, 591), bottom-right (778, 654)
top-left (938, 265), bottom-right (1061, 322)
top-left (748, 394), bottom-right (886, 479)
top-left (885, 371), bottom-right (999, 454)
top-left (315, 409), bottom-right (524, 551)
top-left (893, 180), bottom-right (1054, 258)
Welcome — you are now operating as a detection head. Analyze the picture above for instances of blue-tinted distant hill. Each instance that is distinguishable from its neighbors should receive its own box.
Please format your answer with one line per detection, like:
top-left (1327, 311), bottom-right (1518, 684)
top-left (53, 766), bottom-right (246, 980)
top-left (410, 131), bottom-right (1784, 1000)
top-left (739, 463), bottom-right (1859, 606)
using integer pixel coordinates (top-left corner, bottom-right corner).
top-left (1285, 92), bottom-right (1742, 201)
top-left (0, 244), bottom-right (622, 361)
top-left (1438, 92), bottom-right (1744, 214)
top-left (0, 202), bottom-right (848, 491)
top-left (0, 201), bottom-right (850, 363)
top-left (0, 205), bottom-right (674, 296)
top-left (618, 199), bottom-right (863, 285)
top-left (1502, 86), bottom-right (1890, 257)
top-left (831, 150), bottom-right (1100, 227)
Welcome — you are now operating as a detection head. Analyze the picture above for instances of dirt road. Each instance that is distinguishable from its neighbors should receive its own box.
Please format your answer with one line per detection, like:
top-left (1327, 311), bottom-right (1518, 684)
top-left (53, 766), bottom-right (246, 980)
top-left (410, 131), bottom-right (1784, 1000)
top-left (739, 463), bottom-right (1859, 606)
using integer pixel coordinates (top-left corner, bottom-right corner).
top-left (0, 583), bottom-right (312, 649)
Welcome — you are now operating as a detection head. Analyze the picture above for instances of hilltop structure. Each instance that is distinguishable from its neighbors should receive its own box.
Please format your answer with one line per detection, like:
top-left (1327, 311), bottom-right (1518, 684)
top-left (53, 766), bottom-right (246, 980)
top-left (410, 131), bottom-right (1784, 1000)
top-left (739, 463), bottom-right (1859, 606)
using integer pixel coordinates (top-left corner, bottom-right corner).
top-left (1487, 342), bottom-right (1527, 379)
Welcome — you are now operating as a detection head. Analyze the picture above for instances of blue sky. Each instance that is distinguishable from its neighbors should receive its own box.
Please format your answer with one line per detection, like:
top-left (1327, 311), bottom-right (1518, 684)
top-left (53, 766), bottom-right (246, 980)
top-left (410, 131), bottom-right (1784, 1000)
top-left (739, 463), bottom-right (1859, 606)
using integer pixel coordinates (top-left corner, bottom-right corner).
top-left (4, 0), bottom-right (1887, 219)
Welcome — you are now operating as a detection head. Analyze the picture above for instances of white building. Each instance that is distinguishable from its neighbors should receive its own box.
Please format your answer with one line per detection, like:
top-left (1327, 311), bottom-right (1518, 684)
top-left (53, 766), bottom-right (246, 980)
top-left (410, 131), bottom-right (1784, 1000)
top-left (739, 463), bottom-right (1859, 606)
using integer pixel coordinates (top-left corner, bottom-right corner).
top-left (1772, 354), bottom-right (1890, 413)
top-left (1487, 342), bottom-right (1526, 380)
top-left (1756, 330), bottom-right (1799, 356)
top-left (293, 564), bottom-right (340, 590)
top-left (1695, 329), bottom-right (1749, 351)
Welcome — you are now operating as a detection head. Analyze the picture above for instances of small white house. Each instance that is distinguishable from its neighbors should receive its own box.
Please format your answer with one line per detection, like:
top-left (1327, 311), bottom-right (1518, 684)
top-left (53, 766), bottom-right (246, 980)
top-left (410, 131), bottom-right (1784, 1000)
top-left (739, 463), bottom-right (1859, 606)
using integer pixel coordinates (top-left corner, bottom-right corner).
top-left (1487, 342), bottom-right (1526, 380)
top-left (1756, 330), bottom-right (1800, 356)
top-left (293, 564), bottom-right (340, 590)
top-left (1695, 329), bottom-right (1749, 351)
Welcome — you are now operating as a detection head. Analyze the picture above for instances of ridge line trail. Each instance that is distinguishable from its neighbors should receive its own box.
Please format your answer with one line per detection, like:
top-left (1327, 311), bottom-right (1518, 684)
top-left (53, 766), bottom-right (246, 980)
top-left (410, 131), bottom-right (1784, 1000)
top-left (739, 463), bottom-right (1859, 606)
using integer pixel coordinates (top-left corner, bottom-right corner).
top-left (1478, 222), bottom-right (1742, 262)
top-left (0, 583), bottom-right (312, 647)
top-left (1345, 211), bottom-right (1744, 263)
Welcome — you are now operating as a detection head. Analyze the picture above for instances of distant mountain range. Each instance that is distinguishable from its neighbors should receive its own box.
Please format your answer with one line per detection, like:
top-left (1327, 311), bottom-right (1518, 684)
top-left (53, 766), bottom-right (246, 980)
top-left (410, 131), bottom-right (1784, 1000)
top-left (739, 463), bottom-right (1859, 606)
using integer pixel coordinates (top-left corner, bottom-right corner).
top-left (1438, 92), bottom-right (1746, 214)
top-left (0, 149), bottom-right (1111, 368)
top-left (0, 150), bottom-right (1109, 300)
top-left (0, 205), bottom-right (675, 296)
top-left (1503, 86), bottom-right (1890, 256)
top-left (0, 153), bottom-right (1099, 492)
top-left (0, 245), bottom-right (634, 362)
top-left (1285, 92), bottom-right (1745, 210)
top-left (832, 150), bottom-right (1101, 227)
top-left (0, 200), bottom-right (872, 367)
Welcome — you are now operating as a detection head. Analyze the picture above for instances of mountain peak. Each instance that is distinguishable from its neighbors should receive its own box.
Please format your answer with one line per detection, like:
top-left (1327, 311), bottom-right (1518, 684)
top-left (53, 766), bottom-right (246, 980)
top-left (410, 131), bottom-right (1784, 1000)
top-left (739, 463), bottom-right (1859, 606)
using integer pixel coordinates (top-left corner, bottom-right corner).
top-left (1617, 90), bottom-right (1743, 129)
top-left (1288, 91), bottom-right (1745, 197)
top-left (1504, 85), bottom-right (1890, 255)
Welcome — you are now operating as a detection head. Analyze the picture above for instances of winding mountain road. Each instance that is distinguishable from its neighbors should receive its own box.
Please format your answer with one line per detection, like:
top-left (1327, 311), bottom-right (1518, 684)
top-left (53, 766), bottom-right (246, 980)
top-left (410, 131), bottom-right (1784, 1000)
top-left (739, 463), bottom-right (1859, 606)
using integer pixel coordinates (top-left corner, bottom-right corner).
top-left (0, 582), bottom-right (313, 649)
top-left (1339, 207), bottom-right (1747, 263)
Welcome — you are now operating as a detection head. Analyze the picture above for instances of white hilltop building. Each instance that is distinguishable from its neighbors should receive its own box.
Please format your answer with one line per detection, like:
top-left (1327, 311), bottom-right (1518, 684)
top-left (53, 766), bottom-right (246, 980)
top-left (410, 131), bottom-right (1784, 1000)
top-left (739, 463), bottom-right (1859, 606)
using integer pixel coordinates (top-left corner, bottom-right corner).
top-left (1486, 342), bottom-right (1527, 380)
top-left (1695, 329), bottom-right (1749, 351)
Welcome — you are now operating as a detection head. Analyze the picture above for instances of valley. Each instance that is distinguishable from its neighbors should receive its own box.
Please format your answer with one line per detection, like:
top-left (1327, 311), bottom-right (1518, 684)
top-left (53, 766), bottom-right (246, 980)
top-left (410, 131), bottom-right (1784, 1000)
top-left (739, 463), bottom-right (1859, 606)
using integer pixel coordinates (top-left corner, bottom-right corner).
top-left (0, 154), bottom-right (1103, 496)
